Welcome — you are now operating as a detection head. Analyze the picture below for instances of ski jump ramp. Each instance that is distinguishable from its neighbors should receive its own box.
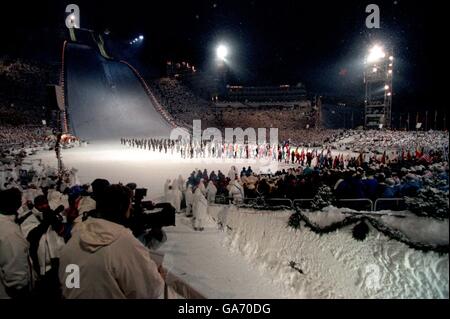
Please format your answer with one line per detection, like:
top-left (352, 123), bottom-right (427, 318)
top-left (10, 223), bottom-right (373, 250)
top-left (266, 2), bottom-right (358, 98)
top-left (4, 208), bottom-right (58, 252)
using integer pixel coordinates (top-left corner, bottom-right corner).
top-left (65, 42), bottom-right (175, 141)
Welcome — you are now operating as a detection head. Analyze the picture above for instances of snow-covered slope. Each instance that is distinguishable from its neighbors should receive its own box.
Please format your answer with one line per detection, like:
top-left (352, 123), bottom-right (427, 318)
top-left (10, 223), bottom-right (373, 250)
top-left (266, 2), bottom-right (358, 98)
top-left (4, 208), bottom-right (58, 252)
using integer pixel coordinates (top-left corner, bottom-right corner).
top-left (208, 205), bottom-right (449, 298)
top-left (65, 43), bottom-right (174, 140)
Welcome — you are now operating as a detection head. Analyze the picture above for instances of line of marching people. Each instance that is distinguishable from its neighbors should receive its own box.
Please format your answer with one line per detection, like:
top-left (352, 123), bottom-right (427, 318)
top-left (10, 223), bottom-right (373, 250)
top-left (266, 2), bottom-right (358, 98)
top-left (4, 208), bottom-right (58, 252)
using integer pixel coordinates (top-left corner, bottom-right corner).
top-left (122, 137), bottom-right (310, 162)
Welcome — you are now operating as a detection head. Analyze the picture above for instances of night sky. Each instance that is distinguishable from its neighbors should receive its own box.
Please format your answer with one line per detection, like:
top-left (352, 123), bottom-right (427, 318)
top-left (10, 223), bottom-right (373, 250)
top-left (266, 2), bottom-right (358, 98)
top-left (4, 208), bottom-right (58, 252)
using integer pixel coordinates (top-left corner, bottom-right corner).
top-left (1, 0), bottom-right (443, 113)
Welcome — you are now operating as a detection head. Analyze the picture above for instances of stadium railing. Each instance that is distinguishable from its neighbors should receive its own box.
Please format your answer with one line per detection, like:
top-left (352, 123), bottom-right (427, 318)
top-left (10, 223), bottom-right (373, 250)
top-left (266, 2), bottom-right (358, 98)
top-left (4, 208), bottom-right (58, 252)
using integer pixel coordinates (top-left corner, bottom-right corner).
top-left (374, 198), bottom-right (406, 211)
top-left (293, 198), bottom-right (314, 209)
top-left (264, 198), bottom-right (293, 208)
top-left (336, 198), bottom-right (373, 212)
top-left (214, 195), bottom-right (410, 212)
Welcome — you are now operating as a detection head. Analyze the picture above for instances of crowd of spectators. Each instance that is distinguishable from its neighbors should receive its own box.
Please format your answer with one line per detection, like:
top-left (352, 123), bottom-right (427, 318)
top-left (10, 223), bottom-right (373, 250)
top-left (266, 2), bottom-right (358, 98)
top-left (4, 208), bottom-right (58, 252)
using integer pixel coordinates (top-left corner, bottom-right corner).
top-left (149, 77), bottom-right (341, 146)
top-left (1, 154), bottom-right (166, 299)
top-left (1, 58), bottom-right (58, 126)
top-left (181, 150), bottom-right (449, 204)
top-left (327, 130), bottom-right (449, 156)
top-left (149, 77), bottom-right (217, 128)
top-left (0, 125), bottom-right (53, 152)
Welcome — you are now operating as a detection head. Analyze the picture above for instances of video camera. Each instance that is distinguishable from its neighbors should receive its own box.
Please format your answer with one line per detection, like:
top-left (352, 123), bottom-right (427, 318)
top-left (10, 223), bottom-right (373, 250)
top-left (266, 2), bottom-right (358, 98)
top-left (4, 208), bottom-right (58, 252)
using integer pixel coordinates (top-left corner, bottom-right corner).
top-left (128, 187), bottom-right (176, 240)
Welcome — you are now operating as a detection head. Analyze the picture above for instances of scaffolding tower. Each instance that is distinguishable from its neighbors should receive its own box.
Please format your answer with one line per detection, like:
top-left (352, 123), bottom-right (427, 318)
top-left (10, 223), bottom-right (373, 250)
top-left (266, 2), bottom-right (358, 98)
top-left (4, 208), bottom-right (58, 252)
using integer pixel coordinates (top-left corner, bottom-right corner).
top-left (364, 46), bottom-right (393, 129)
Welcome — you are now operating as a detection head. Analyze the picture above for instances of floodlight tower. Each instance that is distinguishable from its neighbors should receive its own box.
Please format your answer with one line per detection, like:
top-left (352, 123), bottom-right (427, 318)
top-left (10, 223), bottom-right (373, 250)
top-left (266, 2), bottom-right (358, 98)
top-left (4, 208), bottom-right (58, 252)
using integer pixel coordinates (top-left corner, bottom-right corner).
top-left (214, 43), bottom-right (229, 98)
top-left (364, 44), bottom-right (393, 129)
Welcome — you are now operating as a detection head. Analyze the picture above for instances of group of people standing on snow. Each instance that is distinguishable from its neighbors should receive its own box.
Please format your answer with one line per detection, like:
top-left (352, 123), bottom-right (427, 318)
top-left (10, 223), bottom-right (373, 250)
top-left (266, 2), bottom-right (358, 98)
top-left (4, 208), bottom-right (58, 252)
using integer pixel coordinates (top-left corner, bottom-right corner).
top-left (163, 175), bottom-right (210, 231)
top-left (163, 166), bottom-right (246, 231)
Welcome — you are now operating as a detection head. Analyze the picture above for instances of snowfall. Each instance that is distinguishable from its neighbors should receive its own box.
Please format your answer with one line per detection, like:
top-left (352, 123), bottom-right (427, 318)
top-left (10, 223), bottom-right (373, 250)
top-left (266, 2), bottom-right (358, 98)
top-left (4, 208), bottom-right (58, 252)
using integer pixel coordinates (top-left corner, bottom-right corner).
top-left (29, 141), bottom-right (449, 299)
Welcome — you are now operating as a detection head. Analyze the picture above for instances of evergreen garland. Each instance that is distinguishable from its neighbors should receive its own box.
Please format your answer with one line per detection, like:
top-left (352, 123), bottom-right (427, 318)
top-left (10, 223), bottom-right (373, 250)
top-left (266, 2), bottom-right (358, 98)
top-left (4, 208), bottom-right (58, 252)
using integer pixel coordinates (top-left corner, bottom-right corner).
top-left (352, 221), bottom-right (370, 241)
top-left (405, 186), bottom-right (449, 220)
top-left (287, 209), bottom-right (448, 253)
top-left (288, 212), bottom-right (302, 229)
top-left (310, 185), bottom-right (336, 211)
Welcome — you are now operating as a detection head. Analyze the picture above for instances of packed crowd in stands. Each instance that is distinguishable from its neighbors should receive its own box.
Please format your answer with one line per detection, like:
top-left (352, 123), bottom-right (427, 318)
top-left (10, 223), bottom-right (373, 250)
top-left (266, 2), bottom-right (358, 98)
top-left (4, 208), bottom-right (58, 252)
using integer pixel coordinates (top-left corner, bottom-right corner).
top-left (1, 58), bottom-right (59, 126)
top-left (0, 104), bottom-right (42, 126)
top-left (149, 77), bottom-right (217, 128)
top-left (148, 77), bottom-right (332, 145)
top-left (0, 125), bottom-right (54, 152)
top-left (327, 130), bottom-right (449, 156)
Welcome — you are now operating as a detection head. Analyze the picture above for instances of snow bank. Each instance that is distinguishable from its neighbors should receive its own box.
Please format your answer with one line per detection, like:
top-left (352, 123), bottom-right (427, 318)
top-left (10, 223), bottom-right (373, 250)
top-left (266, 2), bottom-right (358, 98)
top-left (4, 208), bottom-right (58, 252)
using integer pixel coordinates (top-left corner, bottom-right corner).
top-left (207, 204), bottom-right (449, 298)
top-left (302, 206), bottom-right (351, 228)
top-left (380, 214), bottom-right (449, 246)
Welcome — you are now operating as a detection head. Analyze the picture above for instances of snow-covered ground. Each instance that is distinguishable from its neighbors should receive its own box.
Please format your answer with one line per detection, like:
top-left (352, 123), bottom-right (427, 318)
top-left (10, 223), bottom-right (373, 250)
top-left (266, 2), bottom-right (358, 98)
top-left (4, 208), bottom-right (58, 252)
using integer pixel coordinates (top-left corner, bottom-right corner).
top-left (30, 141), bottom-right (280, 199)
top-left (207, 205), bottom-right (449, 298)
top-left (160, 214), bottom-right (292, 298)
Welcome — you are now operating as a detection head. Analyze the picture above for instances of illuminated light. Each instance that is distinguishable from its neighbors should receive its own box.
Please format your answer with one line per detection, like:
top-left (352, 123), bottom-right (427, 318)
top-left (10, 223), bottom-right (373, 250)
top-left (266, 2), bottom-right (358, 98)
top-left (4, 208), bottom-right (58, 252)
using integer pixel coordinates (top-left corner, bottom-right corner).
top-left (389, 63), bottom-right (393, 67)
top-left (367, 45), bottom-right (386, 63)
top-left (216, 44), bottom-right (229, 61)
top-left (139, 35), bottom-right (144, 40)
top-left (384, 85), bottom-right (389, 90)
top-left (388, 70), bottom-right (393, 74)
top-left (387, 92), bottom-right (392, 96)
top-left (372, 67), bottom-right (377, 73)
top-left (389, 56), bottom-right (394, 61)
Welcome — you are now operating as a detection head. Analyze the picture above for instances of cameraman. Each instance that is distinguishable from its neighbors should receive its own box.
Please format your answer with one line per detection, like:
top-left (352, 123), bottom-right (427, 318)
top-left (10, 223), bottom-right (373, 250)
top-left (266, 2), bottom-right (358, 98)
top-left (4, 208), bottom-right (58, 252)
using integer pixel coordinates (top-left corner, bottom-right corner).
top-left (20, 195), bottom-right (65, 298)
top-left (58, 184), bottom-right (164, 299)
top-left (126, 185), bottom-right (174, 249)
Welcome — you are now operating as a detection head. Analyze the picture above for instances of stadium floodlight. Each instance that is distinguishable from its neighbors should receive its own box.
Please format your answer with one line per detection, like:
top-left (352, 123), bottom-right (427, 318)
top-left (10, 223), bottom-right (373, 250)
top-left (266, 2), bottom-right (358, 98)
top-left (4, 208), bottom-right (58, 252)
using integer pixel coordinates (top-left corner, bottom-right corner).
top-left (367, 44), bottom-right (386, 63)
top-left (139, 35), bottom-right (144, 40)
top-left (384, 85), bottom-right (389, 90)
top-left (216, 44), bottom-right (229, 61)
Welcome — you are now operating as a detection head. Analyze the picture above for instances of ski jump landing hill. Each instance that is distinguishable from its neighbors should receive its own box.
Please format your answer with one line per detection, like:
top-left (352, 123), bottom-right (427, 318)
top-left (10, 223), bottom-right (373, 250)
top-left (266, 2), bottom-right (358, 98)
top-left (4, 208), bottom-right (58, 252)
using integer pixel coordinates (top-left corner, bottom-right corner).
top-left (62, 29), bottom-right (176, 141)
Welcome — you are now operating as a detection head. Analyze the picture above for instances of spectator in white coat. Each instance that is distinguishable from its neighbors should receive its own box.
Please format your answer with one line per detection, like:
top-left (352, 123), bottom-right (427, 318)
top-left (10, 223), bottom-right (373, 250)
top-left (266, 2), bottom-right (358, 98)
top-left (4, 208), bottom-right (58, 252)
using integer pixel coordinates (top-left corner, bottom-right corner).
top-left (176, 175), bottom-right (185, 192)
top-left (206, 181), bottom-right (217, 203)
top-left (184, 185), bottom-right (194, 217)
top-left (192, 186), bottom-right (208, 231)
top-left (0, 188), bottom-right (31, 299)
top-left (166, 184), bottom-right (182, 213)
top-left (163, 179), bottom-right (171, 200)
top-left (228, 179), bottom-right (245, 204)
top-left (19, 195), bottom-right (65, 298)
top-left (227, 166), bottom-right (238, 181)
top-left (58, 184), bottom-right (164, 299)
